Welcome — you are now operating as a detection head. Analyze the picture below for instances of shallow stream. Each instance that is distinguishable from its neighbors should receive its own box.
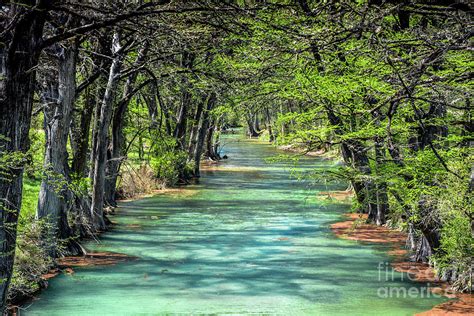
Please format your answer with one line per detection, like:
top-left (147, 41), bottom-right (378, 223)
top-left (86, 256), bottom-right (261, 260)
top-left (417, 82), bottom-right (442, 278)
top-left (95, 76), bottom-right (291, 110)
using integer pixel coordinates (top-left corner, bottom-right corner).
top-left (23, 134), bottom-right (446, 315)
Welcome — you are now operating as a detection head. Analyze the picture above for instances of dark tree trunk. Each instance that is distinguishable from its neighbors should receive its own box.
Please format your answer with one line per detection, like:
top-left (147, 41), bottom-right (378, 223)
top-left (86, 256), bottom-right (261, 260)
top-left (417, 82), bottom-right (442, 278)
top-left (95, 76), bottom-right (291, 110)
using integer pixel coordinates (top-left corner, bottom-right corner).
top-left (205, 122), bottom-right (216, 159)
top-left (188, 98), bottom-right (205, 161)
top-left (279, 103), bottom-right (286, 140)
top-left (90, 32), bottom-right (123, 231)
top-left (373, 110), bottom-right (388, 225)
top-left (71, 38), bottom-right (110, 178)
top-left (246, 114), bottom-right (259, 137)
top-left (348, 140), bottom-right (377, 221)
top-left (412, 102), bottom-right (447, 260)
top-left (174, 52), bottom-right (195, 149)
top-left (71, 86), bottom-right (95, 176)
top-left (143, 82), bottom-right (160, 130)
top-left (158, 89), bottom-right (173, 136)
top-left (88, 36), bottom-right (111, 182)
top-left (253, 112), bottom-right (260, 133)
top-left (264, 106), bottom-right (274, 142)
top-left (297, 0), bottom-right (324, 71)
top-left (89, 81), bottom-right (106, 180)
top-left (418, 103), bottom-right (448, 150)
top-left (398, 9), bottom-right (410, 30)
top-left (415, 196), bottom-right (441, 263)
top-left (415, 235), bottom-right (434, 263)
top-left (326, 107), bottom-right (375, 218)
top-left (212, 120), bottom-right (222, 160)
top-left (193, 93), bottom-right (216, 177)
top-left (174, 91), bottom-right (190, 149)
top-left (374, 141), bottom-right (388, 226)
top-left (0, 1), bottom-right (49, 311)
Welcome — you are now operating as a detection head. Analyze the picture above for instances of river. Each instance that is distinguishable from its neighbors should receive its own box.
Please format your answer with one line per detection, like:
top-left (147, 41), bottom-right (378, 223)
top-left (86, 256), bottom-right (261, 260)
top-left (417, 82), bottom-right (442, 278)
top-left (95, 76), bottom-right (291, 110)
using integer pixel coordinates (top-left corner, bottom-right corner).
top-left (22, 133), bottom-right (446, 315)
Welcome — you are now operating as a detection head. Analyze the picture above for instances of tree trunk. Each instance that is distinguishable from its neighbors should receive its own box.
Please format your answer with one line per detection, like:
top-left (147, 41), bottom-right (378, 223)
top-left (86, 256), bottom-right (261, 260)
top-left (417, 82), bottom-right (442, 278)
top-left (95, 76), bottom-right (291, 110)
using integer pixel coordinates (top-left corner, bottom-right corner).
top-left (174, 91), bottom-right (191, 149)
top-left (374, 141), bottom-right (388, 226)
top-left (188, 98), bottom-right (205, 161)
top-left (105, 43), bottom-right (148, 206)
top-left (71, 38), bottom-right (111, 178)
top-left (158, 89), bottom-right (173, 136)
top-left (193, 93), bottom-right (216, 177)
top-left (174, 52), bottom-right (195, 149)
top-left (205, 122), bottom-right (216, 159)
top-left (264, 106), bottom-right (274, 142)
top-left (326, 107), bottom-right (375, 218)
top-left (37, 41), bottom-right (82, 256)
top-left (90, 32), bottom-right (123, 231)
top-left (373, 110), bottom-right (388, 225)
top-left (246, 113), bottom-right (259, 137)
top-left (89, 82), bottom-right (105, 180)
top-left (71, 86), bottom-right (95, 176)
top-left (0, 1), bottom-right (49, 311)
top-left (279, 103), bottom-right (286, 140)
top-left (412, 102), bottom-right (447, 260)
top-left (212, 120), bottom-right (222, 160)
top-left (143, 82), bottom-right (160, 130)
top-left (253, 112), bottom-right (260, 133)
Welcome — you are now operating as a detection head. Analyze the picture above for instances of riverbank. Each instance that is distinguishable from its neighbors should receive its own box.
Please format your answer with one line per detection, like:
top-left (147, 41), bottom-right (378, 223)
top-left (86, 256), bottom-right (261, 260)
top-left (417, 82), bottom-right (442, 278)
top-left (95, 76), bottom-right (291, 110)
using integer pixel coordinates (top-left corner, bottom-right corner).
top-left (278, 144), bottom-right (328, 157)
top-left (8, 183), bottom-right (194, 314)
top-left (330, 211), bottom-right (474, 315)
top-left (41, 251), bottom-right (136, 280)
top-left (19, 136), bottom-right (453, 315)
top-left (8, 250), bottom-right (137, 315)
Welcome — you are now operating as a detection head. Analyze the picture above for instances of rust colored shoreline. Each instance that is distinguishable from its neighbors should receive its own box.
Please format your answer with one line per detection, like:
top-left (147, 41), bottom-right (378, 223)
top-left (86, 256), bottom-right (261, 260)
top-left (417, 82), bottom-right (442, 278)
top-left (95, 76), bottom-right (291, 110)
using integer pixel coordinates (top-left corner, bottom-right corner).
top-left (330, 211), bottom-right (473, 315)
top-left (41, 251), bottom-right (136, 280)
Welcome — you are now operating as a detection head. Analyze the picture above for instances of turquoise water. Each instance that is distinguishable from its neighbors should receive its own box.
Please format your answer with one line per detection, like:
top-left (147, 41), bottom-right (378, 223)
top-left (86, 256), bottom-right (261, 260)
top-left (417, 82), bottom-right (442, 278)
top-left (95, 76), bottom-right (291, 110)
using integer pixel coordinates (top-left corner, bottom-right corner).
top-left (22, 134), bottom-right (446, 315)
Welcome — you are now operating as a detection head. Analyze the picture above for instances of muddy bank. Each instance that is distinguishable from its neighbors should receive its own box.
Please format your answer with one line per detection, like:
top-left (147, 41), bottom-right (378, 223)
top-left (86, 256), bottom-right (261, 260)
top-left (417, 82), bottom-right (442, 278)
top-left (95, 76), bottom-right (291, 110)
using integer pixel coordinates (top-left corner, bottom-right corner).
top-left (330, 212), bottom-right (474, 315)
top-left (41, 251), bottom-right (135, 280)
top-left (57, 251), bottom-right (135, 268)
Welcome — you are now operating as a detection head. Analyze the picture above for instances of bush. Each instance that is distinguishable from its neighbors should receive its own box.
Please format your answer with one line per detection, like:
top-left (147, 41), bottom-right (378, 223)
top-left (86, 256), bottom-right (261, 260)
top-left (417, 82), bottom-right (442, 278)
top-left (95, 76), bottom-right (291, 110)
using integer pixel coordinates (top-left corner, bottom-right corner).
top-left (435, 215), bottom-right (473, 292)
top-left (117, 163), bottom-right (163, 199)
top-left (150, 150), bottom-right (192, 185)
top-left (9, 217), bottom-right (53, 304)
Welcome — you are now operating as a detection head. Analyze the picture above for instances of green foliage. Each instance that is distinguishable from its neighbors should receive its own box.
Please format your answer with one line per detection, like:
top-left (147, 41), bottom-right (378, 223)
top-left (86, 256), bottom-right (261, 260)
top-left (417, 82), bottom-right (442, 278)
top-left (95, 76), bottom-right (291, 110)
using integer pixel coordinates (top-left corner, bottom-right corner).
top-left (150, 150), bottom-right (191, 185)
top-left (20, 178), bottom-right (41, 219)
top-left (69, 174), bottom-right (90, 199)
top-left (435, 215), bottom-right (473, 292)
top-left (10, 216), bottom-right (53, 303)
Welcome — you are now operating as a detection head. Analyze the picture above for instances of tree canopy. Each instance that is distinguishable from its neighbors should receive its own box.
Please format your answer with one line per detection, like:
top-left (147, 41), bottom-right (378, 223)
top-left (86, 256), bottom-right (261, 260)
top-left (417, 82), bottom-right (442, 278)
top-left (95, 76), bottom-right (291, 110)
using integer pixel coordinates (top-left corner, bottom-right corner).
top-left (0, 0), bottom-right (472, 312)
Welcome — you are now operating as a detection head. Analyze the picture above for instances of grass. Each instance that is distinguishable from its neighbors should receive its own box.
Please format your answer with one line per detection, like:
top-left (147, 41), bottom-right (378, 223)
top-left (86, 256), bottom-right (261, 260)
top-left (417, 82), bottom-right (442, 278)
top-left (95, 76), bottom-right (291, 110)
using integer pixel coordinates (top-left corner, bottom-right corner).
top-left (21, 177), bottom-right (41, 220)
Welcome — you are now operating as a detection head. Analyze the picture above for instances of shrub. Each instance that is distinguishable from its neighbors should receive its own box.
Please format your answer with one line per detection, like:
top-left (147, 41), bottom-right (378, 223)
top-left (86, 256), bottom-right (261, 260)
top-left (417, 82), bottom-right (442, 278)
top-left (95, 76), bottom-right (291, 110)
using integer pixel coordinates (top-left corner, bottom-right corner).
top-left (9, 217), bottom-right (53, 304)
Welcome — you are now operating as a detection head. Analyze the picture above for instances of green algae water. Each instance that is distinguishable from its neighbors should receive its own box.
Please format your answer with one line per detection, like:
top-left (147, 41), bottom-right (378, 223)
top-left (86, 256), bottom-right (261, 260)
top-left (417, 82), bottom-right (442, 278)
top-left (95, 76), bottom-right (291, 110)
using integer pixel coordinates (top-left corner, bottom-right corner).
top-left (23, 134), bottom-right (447, 315)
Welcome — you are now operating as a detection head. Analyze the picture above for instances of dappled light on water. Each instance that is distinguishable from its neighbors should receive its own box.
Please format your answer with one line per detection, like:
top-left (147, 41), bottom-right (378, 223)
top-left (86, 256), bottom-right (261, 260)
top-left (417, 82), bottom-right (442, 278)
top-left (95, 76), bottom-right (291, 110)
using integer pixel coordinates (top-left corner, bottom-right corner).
top-left (24, 134), bottom-right (447, 315)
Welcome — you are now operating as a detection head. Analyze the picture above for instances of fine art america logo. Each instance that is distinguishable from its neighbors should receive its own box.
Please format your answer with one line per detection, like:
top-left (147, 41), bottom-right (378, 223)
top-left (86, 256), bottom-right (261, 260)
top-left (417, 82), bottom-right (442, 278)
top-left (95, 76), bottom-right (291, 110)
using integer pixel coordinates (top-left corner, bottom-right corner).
top-left (377, 262), bottom-right (444, 298)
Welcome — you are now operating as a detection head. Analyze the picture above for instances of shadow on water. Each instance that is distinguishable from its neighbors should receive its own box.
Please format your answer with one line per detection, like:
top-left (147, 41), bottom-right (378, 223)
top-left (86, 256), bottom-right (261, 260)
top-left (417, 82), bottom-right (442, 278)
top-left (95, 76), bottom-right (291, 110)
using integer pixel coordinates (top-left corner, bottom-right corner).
top-left (23, 134), bottom-right (448, 316)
